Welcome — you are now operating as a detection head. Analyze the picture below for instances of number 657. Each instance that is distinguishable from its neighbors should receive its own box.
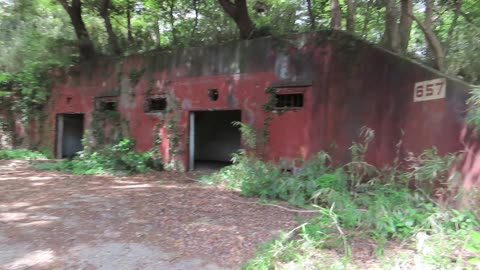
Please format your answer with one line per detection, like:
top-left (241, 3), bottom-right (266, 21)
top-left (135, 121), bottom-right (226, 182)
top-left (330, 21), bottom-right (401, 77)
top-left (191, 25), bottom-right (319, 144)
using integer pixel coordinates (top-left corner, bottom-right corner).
top-left (415, 81), bottom-right (444, 98)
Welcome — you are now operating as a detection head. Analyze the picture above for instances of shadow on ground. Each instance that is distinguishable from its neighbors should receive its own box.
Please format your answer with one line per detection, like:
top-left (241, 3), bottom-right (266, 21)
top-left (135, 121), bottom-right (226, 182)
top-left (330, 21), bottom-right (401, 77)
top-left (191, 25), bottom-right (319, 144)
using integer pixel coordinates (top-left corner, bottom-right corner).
top-left (0, 160), bottom-right (305, 270)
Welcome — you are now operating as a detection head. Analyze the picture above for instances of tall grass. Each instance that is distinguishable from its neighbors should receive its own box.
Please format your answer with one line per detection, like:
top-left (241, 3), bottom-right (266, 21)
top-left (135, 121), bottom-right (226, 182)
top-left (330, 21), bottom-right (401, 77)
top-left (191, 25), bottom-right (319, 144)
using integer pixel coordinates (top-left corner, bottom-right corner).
top-left (201, 125), bottom-right (479, 269)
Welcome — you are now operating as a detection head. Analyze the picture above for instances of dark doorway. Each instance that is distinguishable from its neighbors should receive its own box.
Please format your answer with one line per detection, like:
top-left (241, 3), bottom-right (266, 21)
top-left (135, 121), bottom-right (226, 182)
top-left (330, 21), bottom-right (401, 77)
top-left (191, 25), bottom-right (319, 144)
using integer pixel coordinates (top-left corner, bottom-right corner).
top-left (56, 114), bottom-right (84, 158)
top-left (190, 110), bottom-right (241, 170)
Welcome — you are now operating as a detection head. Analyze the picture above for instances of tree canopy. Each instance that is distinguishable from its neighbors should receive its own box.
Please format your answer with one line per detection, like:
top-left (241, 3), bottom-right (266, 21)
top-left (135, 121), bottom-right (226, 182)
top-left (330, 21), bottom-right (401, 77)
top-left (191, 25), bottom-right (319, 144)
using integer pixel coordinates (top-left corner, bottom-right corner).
top-left (0, 0), bottom-right (479, 86)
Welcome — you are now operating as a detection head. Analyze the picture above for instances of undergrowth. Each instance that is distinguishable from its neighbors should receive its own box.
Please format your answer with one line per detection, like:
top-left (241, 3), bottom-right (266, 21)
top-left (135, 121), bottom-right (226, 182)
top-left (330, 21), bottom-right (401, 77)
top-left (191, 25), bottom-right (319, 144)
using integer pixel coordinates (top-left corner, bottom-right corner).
top-left (0, 148), bottom-right (47, 160)
top-left (466, 85), bottom-right (480, 132)
top-left (32, 138), bottom-right (157, 175)
top-left (201, 126), bottom-right (480, 269)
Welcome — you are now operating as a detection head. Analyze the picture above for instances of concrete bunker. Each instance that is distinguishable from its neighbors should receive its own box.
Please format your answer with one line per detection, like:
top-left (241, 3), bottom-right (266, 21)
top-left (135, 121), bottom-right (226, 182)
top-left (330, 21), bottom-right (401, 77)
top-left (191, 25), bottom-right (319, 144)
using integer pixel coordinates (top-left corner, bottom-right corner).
top-left (56, 114), bottom-right (84, 158)
top-left (189, 110), bottom-right (241, 170)
top-left (17, 32), bottom-right (471, 171)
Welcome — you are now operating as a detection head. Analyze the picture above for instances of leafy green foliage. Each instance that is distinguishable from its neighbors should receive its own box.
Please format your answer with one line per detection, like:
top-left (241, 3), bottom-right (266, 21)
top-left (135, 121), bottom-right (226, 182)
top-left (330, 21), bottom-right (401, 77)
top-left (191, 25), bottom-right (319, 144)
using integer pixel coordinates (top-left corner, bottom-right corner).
top-left (246, 207), bottom-right (480, 269)
top-left (164, 95), bottom-right (183, 170)
top-left (203, 124), bottom-right (478, 268)
top-left (466, 86), bottom-right (480, 132)
top-left (407, 147), bottom-right (457, 197)
top-left (90, 110), bottom-right (128, 146)
top-left (0, 72), bottom-right (14, 98)
top-left (312, 184), bottom-right (435, 240)
top-left (32, 138), bottom-right (155, 175)
top-left (465, 231), bottom-right (480, 265)
top-left (129, 68), bottom-right (146, 86)
top-left (203, 150), bottom-right (336, 207)
top-left (232, 122), bottom-right (259, 149)
top-left (0, 1), bottom-right (74, 127)
top-left (243, 233), bottom-right (309, 270)
top-left (408, 147), bottom-right (455, 182)
top-left (0, 149), bottom-right (47, 160)
top-left (241, 146), bottom-right (478, 268)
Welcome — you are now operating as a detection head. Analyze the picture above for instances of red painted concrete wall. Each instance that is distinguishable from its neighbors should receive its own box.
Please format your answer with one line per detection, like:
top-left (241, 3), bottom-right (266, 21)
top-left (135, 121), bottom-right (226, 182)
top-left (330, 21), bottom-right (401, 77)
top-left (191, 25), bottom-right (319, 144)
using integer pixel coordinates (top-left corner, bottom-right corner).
top-left (29, 31), bottom-right (470, 171)
top-left (317, 37), bottom-right (469, 166)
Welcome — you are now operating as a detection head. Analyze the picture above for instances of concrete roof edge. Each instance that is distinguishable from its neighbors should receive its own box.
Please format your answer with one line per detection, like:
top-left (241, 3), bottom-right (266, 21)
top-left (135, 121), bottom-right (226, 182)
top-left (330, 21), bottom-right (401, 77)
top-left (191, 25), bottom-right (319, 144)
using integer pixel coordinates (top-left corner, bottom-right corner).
top-left (322, 30), bottom-right (473, 88)
top-left (64, 30), bottom-right (474, 88)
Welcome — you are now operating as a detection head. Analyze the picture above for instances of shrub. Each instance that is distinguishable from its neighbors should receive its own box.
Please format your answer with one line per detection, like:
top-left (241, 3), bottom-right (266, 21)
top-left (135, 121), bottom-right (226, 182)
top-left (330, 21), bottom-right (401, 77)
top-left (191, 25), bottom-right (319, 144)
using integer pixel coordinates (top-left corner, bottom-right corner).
top-left (202, 150), bottom-right (337, 207)
top-left (407, 147), bottom-right (457, 196)
top-left (206, 124), bottom-right (479, 268)
top-left (0, 148), bottom-right (46, 160)
top-left (466, 85), bottom-right (480, 132)
top-left (33, 138), bottom-right (156, 175)
top-left (201, 123), bottom-right (479, 266)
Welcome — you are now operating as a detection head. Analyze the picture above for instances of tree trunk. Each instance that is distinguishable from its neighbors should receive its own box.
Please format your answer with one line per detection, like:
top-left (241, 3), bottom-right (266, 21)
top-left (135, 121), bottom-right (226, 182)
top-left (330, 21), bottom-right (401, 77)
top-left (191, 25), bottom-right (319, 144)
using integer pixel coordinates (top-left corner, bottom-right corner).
top-left (154, 15), bottom-right (161, 46)
top-left (306, 0), bottom-right (316, 30)
top-left (57, 0), bottom-right (95, 60)
top-left (190, 0), bottom-right (199, 43)
top-left (383, 0), bottom-right (400, 52)
top-left (445, 0), bottom-right (462, 56)
top-left (330, 0), bottom-right (342, 30)
top-left (361, 0), bottom-right (373, 39)
top-left (345, 0), bottom-right (356, 33)
top-left (100, 0), bottom-right (121, 55)
top-left (398, 0), bottom-right (412, 53)
top-left (218, 0), bottom-right (257, 39)
top-left (127, 0), bottom-right (133, 43)
top-left (410, 0), bottom-right (445, 71)
top-left (168, 0), bottom-right (177, 44)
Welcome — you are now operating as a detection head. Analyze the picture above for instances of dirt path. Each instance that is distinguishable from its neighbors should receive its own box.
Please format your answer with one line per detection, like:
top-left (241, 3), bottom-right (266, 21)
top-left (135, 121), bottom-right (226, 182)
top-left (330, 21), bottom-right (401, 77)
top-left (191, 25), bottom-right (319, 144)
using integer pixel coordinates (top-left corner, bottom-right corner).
top-left (0, 160), bottom-right (305, 270)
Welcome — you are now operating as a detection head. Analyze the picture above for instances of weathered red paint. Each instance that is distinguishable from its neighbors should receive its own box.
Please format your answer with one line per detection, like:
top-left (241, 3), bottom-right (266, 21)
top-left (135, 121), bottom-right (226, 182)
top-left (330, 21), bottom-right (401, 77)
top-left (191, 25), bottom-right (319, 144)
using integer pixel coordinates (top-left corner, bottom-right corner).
top-left (21, 31), bottom-right (471, 171)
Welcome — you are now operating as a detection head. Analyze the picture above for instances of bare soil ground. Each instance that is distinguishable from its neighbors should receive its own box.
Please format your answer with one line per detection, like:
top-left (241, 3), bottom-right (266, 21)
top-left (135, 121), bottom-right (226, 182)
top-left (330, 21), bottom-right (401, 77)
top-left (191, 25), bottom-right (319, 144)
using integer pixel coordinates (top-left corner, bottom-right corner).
top-left (0, 160), bottom-right (306, 270)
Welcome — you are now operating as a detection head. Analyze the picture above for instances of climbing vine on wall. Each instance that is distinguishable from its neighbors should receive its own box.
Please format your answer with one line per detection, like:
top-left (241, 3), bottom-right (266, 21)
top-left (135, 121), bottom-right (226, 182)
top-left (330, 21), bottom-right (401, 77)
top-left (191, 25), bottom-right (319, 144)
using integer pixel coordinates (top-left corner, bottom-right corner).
top-left (0, 119), bottom-right (6, 133)
top-left (147, 78), bottom-right (155, 96)
top-left (152, 121), bottom-right (163, 156)
top-left (31, 110), bottom-right (53, 156)
top-left (165, 94), bottom-right (184, 170)
top-left (143, 71), bottom-right (182, 170)
top-left (90, 109), bottom-right (129, 147)
top-left (116, 62), bottom-right (123, 88)
top-left (0, 115), bottom-right (11, 150)
top-left (0, 66), bottom-right (54, 148)
top-left (129, 68), bottom-right (146, 87)
top-left (149, 121), bottom-right (164, 170)
top-left (0, 97), bottom-right (12, 135)
top-left (258, 86), bottom-right (286, 156)
top-left (261, 87), bottom-right (277, 144)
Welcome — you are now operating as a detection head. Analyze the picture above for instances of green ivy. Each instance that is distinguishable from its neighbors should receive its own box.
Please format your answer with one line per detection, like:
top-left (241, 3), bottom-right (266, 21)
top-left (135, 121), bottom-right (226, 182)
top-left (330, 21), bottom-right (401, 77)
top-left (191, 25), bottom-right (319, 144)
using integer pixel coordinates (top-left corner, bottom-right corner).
top-left (165, 95), bottom-right (183, 170)
top-left (32, 138), bottom-right (153, 175)
top-left (466, 85), bottom-right (480, 132)
top-left (90, 109), bottom-right (128, 146)
top-left (258, 87), bottom-right (281, 155)
top-left (149, 121), bottom-right (164, 170)
top-left (129, 68), bottom-right (146, 87)
top-left (0, 149), bottom-right (46, 160)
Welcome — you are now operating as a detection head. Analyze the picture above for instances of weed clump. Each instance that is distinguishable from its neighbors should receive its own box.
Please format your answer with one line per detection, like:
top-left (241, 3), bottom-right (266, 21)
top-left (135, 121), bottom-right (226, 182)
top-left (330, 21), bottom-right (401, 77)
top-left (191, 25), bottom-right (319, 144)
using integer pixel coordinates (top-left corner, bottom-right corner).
top-left (32, 138), bottom-right (157, 175)
top-left (0, 148), bottom-right (47, 160)
top-left (202, 126), bottom-right (479, 269)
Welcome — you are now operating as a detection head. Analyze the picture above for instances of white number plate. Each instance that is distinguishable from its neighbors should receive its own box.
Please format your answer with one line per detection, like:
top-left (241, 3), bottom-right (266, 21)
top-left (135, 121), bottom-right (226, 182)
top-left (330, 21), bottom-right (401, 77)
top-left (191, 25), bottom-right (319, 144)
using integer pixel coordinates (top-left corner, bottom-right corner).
top-left (413, 78), bottom-right (446, 102)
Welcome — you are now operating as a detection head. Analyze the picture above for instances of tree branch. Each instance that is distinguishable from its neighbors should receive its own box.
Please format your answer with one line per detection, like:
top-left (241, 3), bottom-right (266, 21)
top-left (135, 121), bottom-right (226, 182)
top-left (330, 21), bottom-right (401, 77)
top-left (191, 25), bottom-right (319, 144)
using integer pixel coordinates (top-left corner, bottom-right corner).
top-left (407, 11), bottom-right (445, 70)
top-left (459, 11), bottom-right (480, 30)
top-left (445, 0), bottom-right (462, 56)
top-left (306, 0), bottom-right (316, 30)
top-left (57, 0), bottom-right (70, 13)
top-left (218, 0), bottom-right (236, 17)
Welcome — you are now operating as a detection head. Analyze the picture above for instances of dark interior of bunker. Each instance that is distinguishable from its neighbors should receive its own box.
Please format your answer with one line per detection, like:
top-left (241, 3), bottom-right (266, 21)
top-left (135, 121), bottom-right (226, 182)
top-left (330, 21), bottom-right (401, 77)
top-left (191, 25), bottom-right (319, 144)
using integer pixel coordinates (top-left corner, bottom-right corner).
top-left (194, 110), bottom-right (241, 170)
top-left (59, 114), bottom-right (84, 158)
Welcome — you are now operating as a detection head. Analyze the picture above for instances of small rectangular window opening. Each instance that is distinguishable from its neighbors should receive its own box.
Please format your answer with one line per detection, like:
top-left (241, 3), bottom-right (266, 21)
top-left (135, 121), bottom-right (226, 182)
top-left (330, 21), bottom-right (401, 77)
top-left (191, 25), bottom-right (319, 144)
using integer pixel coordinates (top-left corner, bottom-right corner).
top-left (97, 100), bottom-right (117, 111)
top-left (146, 97), bottom-right (167, 112)
top-left (275, 93), bottom-right (304, 108)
